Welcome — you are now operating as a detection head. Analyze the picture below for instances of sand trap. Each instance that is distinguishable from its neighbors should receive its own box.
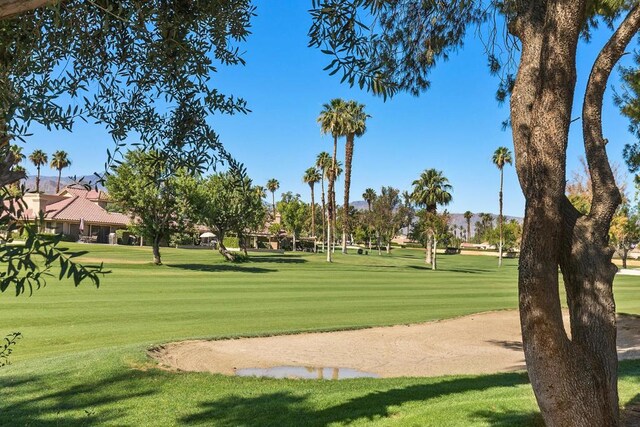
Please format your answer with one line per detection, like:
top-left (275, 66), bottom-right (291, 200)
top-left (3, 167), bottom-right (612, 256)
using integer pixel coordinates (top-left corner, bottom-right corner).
top-left (150, 310), bottom-right (640, 378)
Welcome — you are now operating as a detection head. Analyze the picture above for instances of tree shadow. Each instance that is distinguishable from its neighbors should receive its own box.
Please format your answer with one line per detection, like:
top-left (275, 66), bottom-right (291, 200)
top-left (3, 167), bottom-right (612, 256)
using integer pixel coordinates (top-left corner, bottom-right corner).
top-left (623, 393), bottom-right (640, 427)
top-left (181, 372), bottom-right (530, 426)
top-left (0, 371), bottom-right (157, 425)
top-left (167, 264), bottom-right (276, 273)
top-left (248, 256), bottom-right (308, 264)
top-left (406, 265), bottom-right (490, 274)
top-left (471, 409), bottom-right (544, 426)
top-left (487, 340), bottom-right (524, 351)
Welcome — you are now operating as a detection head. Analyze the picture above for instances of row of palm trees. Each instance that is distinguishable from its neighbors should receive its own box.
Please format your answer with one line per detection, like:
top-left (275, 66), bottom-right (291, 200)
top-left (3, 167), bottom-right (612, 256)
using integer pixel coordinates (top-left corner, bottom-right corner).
top-left (317, 98), bottom-right (369, 262)
top-left (9, 146), bottom-right (72, 193)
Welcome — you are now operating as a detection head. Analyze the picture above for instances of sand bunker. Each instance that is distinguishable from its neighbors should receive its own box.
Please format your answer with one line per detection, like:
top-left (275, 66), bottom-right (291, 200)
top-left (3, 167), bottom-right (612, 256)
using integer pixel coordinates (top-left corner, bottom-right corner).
top-left (150, 310), bottom-right (640, 378)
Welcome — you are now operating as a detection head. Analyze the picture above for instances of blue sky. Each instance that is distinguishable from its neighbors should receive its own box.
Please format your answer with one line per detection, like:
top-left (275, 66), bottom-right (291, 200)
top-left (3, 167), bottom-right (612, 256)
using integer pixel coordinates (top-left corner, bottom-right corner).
top-left (22, 2), bottom-right (637, 217)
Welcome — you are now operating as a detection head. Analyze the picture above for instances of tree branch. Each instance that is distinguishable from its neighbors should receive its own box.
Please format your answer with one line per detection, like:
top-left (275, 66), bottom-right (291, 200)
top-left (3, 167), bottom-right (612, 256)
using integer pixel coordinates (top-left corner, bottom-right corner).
top-left (0, 0), bottom-right (56, 19)
top-left (583, 4), bottom-right (640, 231)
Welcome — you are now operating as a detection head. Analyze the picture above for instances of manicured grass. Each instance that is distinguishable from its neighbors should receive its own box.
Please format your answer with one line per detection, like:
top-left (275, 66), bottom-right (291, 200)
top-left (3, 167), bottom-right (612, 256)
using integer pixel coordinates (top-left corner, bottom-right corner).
top-left (0, 244), bottom-right (638, 425)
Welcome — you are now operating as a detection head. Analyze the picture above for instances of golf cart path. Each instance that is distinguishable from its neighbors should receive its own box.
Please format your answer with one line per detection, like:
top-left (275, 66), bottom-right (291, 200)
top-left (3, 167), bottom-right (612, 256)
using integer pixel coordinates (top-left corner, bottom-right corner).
top-left (150, 310), bottom-right (640, 378)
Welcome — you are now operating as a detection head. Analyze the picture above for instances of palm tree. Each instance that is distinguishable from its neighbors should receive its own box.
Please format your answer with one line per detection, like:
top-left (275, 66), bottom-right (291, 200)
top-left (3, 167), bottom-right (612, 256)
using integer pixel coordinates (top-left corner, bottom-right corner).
top-left (411, 169), bottom-right (453, 213)
top-left (341, 100), bottom-right (369, 253)
top-left (28, 149), bottom-right (48, 193)
top-left (254, 185), bottom-right (266, 199)
top-left (464, 210), bottom-right (473, 242)
top-left (363, 188), bottom-right (376, 211)
top-left (315, 152), bottom-right (331, 252)
top-left (50, 150), bottom-right (71, 193)
top-left (266, 179), bottom-right (279, 218)
top-left (9, 144), bottom-right (25, 167)
top-left (411, 169), bottom-right (453, 264)
top-left (303, 167), bottom-right (321, 238)
top-left (318, 98), bottom-right (347, 262)
top-left (492, 146), bottom-right (513, 267)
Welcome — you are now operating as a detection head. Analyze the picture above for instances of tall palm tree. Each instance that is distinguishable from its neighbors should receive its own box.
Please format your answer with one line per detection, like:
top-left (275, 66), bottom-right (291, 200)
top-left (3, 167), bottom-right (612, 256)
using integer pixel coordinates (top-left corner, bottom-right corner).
top-left (317, 98), bottom-right (347, 262)
top-left (411, 169), bottom-right (453, 264)
top-left (492, 146), bottom-right (513, 267)
top-left (411, 169), bottom-right (453, 212)
top-left (303, 167), bottom-right (321, 238)
top-left (254, 185), bottom-right (266, 199)
top-left (341, 100), bottom-right (369, 253)
top-left (463, 210), bottom-right (473, 242)
top-left (28, 149), bottom-right (48, 193)
top-left (315, 152), bottom-right (331, 252)
top-left (50, 150), bottom-right (71, 193)
top-left (9, 144), bottom-right (25, 167)
top-left (266, 179), bottom-right (279, 218)
top-left (363, 188), bottom-right (376, 211)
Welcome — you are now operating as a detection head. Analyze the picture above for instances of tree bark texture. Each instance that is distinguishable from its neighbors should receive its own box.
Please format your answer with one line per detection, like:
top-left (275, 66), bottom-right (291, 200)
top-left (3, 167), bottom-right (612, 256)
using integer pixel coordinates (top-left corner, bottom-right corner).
top-left (152, 236), bottom-right (162, 265)
top-left (0, 0), bottom-right (53, 19)
top-left (342, 134), bottom-right (355, 254)
top-left (509, 2), bottom-right (640, 425)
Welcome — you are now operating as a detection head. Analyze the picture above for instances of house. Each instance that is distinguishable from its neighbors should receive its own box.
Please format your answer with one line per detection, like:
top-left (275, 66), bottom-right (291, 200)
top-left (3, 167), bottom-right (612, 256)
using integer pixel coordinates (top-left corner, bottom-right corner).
top-left (21, 185), bottom-right (131, 243)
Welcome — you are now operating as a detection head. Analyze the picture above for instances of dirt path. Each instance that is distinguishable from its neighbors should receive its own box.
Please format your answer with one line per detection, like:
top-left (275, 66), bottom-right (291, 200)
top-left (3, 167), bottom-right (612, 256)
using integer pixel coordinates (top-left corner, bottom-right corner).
top-left (150, 310), bottom-right (640, 378)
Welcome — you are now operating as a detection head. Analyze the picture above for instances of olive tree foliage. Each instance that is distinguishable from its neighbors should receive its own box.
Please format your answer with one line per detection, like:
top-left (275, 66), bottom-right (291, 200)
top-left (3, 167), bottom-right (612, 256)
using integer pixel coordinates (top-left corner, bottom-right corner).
top-left (0, 1), bottom-right (254, 293)
top-left (310, 1), bottom-right (640, 425)
top-left (277, 192), bottom-right (309, 251)
top-left (105, 149), bottom-right (189, 266)
top-left (181, 171), bottom-right (266, 261)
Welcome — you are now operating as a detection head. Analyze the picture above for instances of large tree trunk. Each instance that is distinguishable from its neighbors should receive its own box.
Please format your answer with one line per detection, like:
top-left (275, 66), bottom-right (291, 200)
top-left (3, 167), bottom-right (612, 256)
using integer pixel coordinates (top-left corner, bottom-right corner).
top-left (342, 134), bottom-right (354, 254)
top-left (498, 168), bottom-right (504, 267)
top-left (0, 0), bottom-right (53, 19)
top-left (377, 233), bottom-right (381, 255)
top-left (509, 3), bottom-right (640, 425)
top-left (152, 236), bottom-right (162, 265)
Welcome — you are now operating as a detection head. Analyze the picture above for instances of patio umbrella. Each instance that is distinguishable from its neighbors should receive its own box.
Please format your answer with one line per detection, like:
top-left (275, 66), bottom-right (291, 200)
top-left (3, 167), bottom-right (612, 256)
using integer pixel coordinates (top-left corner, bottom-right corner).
top-left (199, 232), bottom-right (216, 238)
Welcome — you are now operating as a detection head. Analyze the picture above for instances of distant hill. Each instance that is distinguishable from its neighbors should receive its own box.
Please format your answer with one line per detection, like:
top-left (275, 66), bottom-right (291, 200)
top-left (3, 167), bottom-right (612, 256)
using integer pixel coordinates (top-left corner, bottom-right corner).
top-left (21, 174), bottom-right (104, 194)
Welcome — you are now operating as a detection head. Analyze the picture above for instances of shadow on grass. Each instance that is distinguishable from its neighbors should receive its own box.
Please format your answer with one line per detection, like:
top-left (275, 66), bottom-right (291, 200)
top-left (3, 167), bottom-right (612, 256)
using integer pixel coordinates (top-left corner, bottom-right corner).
top-left (248, 256), bottom-right (308, 264)
top-left (181, 372), bottom-right (530, 426)
top-left (167, 264), bottom-right (276, 273)
top-left (471, 409), bottom-right (544, 426)
top-left (406, 265), bottom-right (491, 274)
top-left (623, 393), bottom-right (640, 427)
top-left (0, 371), bottom-right (157, 426)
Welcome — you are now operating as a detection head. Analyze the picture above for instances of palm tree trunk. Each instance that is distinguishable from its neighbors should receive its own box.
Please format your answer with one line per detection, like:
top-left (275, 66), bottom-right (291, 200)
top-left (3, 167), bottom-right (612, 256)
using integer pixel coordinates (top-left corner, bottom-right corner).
top-left (310, 184), bottom-right (316, 238)
top-left (498, 167), bottom-right (504, 267)
top-left (342, 134), bottom-right (354, 254)
top-left (271, 192), bottom-right (276, 219)
top-left (56, 169), bottom-right (61, 193)
top-left (466, 219), bottom-right (471, 242)
top-left (320, 174), bottom-right (326, 252)
top-left (36, 165), bottom-right (40, 193)
top-left (432, 237), bottom-right (437, 270)
top-left (377, 232), bottom-right (381, 255)
top-left (292, 234), bottom-right (296, 252)
top-left (331, 134), bottom-right (337, 255)
top-left (426, 234), bottom-right (433, 264)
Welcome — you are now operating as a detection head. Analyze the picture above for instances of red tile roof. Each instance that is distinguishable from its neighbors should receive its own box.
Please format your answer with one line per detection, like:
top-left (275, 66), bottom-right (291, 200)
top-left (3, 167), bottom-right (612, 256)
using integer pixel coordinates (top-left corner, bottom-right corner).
top-left (47, 195), bottom-right (130, 226)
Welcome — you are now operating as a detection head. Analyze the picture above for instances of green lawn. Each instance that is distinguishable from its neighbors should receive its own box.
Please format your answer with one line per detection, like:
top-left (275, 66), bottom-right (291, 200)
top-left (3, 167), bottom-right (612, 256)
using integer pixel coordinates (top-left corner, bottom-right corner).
top-left (0, 244), bottom-right (638, 426)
